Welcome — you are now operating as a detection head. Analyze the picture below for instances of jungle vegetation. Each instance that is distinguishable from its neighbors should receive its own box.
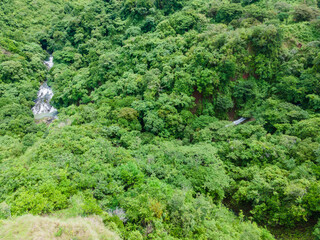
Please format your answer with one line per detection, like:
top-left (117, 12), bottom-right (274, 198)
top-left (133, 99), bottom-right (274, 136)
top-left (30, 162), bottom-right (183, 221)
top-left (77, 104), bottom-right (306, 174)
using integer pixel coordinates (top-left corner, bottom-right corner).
top-left (0, 0), bottom-right (320, 239)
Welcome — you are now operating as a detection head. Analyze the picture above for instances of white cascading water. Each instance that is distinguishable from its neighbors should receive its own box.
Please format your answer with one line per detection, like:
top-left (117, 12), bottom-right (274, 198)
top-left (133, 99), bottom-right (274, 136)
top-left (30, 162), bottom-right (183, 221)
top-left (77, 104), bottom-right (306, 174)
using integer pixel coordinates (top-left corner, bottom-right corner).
top-left (32, 55), bottom-right (58, 120)
top-left (225, 117), bottom-right (247, 127)
top-left (232, 117), bottom-right (247, 125)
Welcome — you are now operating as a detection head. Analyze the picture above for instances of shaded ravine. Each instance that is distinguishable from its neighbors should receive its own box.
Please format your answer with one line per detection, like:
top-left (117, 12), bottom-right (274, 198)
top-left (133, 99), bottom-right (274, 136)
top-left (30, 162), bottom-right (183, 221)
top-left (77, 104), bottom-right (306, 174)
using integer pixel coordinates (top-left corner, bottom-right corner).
top-left (32, 55), bottom-right (58, 121)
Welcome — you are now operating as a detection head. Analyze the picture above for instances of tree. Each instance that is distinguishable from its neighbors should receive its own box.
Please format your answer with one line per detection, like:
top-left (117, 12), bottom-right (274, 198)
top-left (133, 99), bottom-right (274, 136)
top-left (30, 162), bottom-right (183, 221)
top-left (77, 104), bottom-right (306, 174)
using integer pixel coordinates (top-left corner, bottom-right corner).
top-left (216, 4), bottom-right (243, 23)
top-left (293, 5), bottom-right (319, 22)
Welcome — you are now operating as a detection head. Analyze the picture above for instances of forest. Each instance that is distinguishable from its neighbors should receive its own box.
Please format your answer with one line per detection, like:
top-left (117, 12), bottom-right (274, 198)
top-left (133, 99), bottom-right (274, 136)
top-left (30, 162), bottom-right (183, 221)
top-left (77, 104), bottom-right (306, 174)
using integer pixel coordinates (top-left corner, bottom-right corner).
top-left (0, 0), bottom-right (320, 239)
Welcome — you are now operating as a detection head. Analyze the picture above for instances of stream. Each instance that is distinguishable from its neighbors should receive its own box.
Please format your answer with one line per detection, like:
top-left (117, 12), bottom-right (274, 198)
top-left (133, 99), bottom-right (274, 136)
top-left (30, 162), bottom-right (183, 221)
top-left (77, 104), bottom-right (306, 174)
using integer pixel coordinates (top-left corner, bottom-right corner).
top-left (32, 55), bottom-right (58, 121)
top-left (31, 55), bottom-right (247, 125)
top-left (233, 117), bottom-right (247, 125)
top-left (225, 117), bottom-right (247, 127)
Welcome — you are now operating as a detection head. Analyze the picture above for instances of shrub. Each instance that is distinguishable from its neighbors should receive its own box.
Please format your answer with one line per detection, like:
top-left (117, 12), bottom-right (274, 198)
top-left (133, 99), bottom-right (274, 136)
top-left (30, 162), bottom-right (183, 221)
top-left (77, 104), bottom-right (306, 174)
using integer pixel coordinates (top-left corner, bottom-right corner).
top-left (293, 5), bottom-right (319, 22)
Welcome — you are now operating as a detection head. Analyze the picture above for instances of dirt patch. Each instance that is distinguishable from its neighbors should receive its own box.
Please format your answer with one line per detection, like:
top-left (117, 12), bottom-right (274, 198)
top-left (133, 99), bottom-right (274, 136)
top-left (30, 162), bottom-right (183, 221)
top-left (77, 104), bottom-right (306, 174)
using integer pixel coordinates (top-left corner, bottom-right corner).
top-left (242, 73), bottom-right (249, 79)
top-left (1, 48), bottom-right (12, 56)
top-left (228, 106), bottom-right (237, 121)
top-left (190, 87), bottom-right (203, 114)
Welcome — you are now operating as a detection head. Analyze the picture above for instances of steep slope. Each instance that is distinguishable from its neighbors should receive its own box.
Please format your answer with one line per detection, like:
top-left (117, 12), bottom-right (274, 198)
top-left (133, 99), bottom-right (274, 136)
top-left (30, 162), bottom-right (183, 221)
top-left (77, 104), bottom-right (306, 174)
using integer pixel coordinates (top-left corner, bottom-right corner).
top-left (0, 0), bottom-right (320, 239)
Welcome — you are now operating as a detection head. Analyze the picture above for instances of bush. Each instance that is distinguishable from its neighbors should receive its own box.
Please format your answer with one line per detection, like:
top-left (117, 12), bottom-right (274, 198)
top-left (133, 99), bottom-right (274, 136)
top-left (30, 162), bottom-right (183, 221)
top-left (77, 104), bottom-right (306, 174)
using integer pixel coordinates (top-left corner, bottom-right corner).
top-left (216, 4), bottom-right (243, 23)
top-left (293, 5), bottom-right (319, 22)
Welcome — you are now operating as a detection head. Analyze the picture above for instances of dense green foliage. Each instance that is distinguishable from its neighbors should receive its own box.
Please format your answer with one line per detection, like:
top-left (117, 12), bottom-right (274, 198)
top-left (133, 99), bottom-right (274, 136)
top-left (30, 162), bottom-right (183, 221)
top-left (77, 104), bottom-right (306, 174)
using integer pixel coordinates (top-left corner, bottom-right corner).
top-left (1, 0), bottom-right (320, 239)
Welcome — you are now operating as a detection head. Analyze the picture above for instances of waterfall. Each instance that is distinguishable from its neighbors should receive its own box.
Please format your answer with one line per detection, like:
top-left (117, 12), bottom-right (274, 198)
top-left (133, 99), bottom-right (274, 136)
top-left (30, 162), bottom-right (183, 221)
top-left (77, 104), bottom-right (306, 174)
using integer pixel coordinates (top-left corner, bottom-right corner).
top-left (44, 55), bottom-right (54, 69)
top-left (32, 55), bottom-right (58, 120)
top-left (232, 117), bottom-right (247, 125)
top-left (225, 117), bottom-right (247, 127)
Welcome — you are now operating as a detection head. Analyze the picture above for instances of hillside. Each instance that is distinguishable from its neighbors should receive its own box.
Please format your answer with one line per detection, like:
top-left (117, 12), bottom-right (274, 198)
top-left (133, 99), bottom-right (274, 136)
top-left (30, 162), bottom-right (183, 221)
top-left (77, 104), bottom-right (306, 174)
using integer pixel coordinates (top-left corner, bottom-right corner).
top-left (0, 0), bottom-right (320, 239)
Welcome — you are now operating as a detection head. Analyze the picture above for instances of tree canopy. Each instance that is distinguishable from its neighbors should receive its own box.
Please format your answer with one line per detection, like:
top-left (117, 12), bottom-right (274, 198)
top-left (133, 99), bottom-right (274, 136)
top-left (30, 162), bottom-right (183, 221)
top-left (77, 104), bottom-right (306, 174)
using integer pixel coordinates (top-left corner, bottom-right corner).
top-left (0, 0), bottom-right (320, 239)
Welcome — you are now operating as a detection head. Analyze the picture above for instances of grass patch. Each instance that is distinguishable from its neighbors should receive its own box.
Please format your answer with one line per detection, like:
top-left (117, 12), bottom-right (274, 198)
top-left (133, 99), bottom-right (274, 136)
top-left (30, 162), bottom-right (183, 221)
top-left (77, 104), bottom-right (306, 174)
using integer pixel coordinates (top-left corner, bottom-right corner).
top-left (0, 214), bottom-right (120, 240)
